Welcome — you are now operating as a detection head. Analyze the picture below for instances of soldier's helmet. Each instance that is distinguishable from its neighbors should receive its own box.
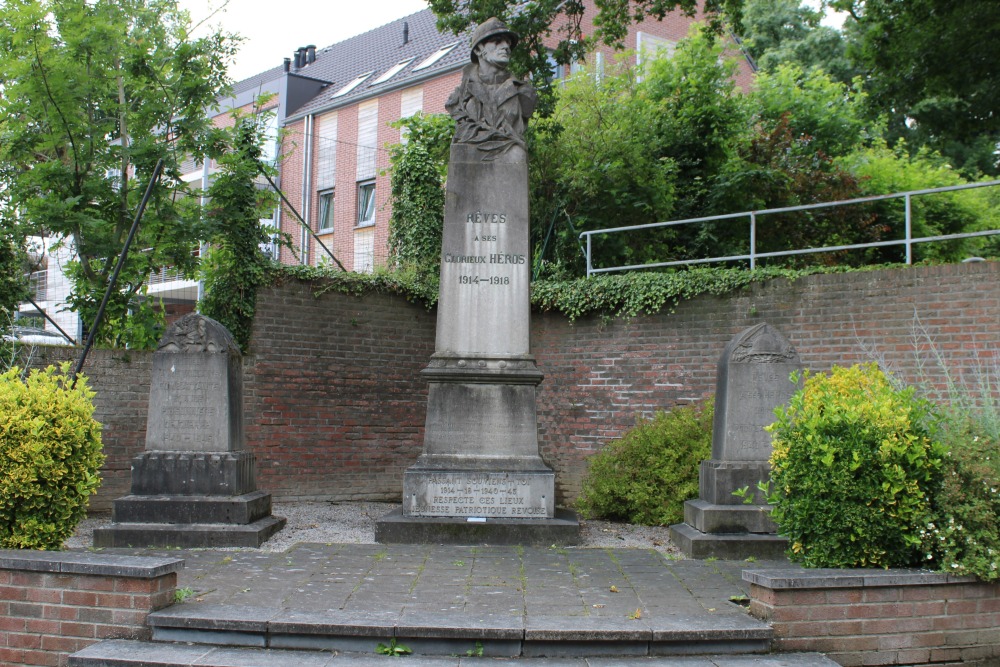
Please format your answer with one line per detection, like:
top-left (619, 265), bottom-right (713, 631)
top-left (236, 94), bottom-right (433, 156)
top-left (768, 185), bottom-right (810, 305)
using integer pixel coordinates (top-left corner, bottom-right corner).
top-left (470, 17), bottom-right (519, 63)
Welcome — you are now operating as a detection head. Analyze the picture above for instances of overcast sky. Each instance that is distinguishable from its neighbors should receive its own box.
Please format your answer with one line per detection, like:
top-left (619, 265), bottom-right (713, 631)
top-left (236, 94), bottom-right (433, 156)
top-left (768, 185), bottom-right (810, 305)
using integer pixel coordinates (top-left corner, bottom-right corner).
top-left (179, 0), bottom-right (430, 82)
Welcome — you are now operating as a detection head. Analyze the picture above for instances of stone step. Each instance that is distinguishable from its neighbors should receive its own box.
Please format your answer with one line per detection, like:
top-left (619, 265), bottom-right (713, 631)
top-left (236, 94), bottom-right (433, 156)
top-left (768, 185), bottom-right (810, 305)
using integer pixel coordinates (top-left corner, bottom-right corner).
top-left (139, 603), bottom-right (773, 658)
top-left (71, 639), bottom-right (840, 666)
top-left (92, 515), bottom-right (286, 549)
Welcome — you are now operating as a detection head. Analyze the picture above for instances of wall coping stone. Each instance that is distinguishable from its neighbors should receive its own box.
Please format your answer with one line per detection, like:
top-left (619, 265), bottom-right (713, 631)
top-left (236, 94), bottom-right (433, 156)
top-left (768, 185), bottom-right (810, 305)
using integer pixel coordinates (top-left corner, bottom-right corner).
top-left (743, 567), bottom-right (978, 589)
top-left (0, 549), bottom-right (184, 578)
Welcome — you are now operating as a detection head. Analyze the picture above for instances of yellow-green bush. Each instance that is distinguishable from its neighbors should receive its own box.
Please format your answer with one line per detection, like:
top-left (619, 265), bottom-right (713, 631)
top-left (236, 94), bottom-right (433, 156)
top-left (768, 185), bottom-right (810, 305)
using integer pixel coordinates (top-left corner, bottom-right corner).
top-left (767, 363), bottom-right (945, 568)
top-left (577, 399), bottom-right (713, 526)
top-left (0, 363), bottom-right (104, 550)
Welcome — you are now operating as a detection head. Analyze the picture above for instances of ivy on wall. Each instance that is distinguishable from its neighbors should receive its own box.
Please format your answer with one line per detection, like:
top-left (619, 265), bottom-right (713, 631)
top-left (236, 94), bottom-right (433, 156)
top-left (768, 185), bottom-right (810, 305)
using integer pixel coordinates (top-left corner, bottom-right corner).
top-left (274, 263), bottom-right (894, 322)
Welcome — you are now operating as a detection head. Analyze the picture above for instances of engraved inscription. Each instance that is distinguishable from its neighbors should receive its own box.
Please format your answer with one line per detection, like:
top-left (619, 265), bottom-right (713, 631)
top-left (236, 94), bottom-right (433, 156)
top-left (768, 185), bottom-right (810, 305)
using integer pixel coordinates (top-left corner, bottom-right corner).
top-left (409, 473), bottom-right (547, 517)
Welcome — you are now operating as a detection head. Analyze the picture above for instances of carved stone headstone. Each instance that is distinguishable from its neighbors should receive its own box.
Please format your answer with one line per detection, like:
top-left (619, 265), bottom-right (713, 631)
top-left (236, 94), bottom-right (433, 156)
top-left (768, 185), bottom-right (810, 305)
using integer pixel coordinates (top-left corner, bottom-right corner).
top-left (377, 18), bottom-right (578, 544)
top-left (94, 313), bottom-right (285, 548)
top-left (670, 323), bottom-right (800, 559)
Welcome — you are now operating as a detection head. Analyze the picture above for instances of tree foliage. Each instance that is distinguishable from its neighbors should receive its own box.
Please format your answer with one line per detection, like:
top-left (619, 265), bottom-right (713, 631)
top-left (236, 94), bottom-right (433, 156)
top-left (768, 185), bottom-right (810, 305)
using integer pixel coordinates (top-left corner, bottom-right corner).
top-left (740, 0), bottom-right (857, 83)
top-left (0, 0), bottom-right (237, 347)
top-left (387, 113), bottom-right (454, 277)
top-left (198, 109), bottom-right (281, 353)
top-left (427, 0), bottom-right (745, 111)
top-left (830, 0), bottom-right (1000, 176)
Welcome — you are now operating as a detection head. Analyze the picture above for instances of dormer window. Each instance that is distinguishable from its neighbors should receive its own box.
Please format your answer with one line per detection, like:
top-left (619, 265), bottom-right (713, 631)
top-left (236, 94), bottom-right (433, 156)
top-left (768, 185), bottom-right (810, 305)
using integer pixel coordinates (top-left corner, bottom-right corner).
top-left (331, 72), bottom-right (374, 98)
top-left (412, 42), bottom-right (458, 71)
top-left (371, 58), bottom-right (415, 86)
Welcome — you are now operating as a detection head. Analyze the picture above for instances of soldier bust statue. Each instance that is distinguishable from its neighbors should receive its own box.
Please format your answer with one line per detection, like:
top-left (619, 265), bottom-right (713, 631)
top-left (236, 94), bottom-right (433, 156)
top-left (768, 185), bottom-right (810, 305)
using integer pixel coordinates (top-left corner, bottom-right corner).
top-left (445, 17), bottom-right (538, 161)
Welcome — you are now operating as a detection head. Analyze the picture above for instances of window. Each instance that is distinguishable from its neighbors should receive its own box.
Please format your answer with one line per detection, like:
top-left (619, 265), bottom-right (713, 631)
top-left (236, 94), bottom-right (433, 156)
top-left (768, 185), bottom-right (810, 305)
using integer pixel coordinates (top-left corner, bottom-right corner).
top-left (357, 181), bottom-right (375, 227)
top-left (318, 190), bottom-right (335, 232)
top-left (412, 42), bottom-right (459, 71)
top-left (399, 86), bottom-right (423, 144)
top-left (331, 71), bottom-right (374, 98)
top-left (371, 58), bottom-right (415, 86)
top-left (315, 112), bottom-right (338, 190)
top-left (356, 100), bottom-right (378, 181)
top-left (636, 32), bottom-right (676, 68)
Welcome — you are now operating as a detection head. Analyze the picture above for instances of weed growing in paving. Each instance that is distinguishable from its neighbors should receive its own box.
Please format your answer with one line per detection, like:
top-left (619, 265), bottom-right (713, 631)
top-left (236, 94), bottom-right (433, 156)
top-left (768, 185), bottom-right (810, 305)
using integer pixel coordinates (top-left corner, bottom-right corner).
top-left (375, 638), bottom-right (411, 657)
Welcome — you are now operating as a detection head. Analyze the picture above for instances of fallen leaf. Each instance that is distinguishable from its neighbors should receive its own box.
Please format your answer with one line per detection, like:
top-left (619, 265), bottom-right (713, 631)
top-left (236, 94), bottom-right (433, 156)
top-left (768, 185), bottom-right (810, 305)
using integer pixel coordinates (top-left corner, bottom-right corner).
top-left (609, 585), bottom-right (619, 593)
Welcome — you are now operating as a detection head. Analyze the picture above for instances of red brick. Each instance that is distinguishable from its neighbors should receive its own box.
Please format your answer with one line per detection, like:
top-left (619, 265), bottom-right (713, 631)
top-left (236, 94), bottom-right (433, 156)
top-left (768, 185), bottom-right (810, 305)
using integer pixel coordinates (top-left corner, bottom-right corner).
top-left (59, 622), bottom-right (95, 639)
top-left (113, 578), bottom-right (157, 594)
top-left (8, 632), bottom-right (41, 649)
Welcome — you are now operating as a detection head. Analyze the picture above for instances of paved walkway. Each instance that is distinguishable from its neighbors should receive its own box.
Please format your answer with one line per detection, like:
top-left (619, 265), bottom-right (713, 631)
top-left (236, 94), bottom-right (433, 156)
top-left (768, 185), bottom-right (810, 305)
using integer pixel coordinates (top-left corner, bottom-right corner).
top-left (98, 543), bottom-right (787, 620)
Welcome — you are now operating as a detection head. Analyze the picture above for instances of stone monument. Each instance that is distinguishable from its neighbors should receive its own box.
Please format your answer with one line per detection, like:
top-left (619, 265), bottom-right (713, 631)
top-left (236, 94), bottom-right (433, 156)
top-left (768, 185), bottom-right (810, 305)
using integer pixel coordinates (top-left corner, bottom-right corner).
top-left (94, 313), bottom-right (285, 548)
top-left (377, 18), bottom-right (578, 544)
top-left (670, 323), bottom-right (800, 559)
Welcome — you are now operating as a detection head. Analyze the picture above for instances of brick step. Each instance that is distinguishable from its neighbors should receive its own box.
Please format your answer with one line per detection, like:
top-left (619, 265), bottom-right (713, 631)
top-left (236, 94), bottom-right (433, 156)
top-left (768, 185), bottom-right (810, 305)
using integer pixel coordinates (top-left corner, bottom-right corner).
top-left (129, 603), bottom-right (776, 658)
top-left (71, 639), bottom-right (840, 666)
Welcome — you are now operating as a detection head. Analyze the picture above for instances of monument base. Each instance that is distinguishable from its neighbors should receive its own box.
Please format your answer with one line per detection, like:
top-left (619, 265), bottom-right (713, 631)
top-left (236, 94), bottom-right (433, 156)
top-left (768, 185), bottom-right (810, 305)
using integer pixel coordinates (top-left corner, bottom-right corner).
top-left (130, 451), bottom-right (256, 496)
top-left (684, 499), bottom-right (778, 534)
top-left (376, 507), bottom-right (580, 545)
top-left (94, 491), bottom-right (285, 548)
top-left (669, 522), bottom-right (788, 560)
top-left (403, 458), bottom-right (555, 519)
top-left (93, 514), bottom-right (286, 549)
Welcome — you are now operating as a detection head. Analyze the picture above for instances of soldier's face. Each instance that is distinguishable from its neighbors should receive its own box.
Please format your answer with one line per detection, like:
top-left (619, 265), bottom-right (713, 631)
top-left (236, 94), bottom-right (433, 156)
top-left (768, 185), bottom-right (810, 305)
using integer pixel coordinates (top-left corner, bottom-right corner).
top-left (476, 36), bottom-right (511, 68)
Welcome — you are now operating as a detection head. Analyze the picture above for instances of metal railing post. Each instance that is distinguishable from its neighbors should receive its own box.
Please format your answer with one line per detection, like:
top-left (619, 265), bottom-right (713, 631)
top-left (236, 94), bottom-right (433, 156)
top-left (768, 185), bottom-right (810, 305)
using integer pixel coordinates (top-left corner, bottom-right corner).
top-left (750, 212), bottom-right (757, 270)
top-left (586, 234), bottom-right (593, 278)
top-left (905, 194), bottom-right (913, 264)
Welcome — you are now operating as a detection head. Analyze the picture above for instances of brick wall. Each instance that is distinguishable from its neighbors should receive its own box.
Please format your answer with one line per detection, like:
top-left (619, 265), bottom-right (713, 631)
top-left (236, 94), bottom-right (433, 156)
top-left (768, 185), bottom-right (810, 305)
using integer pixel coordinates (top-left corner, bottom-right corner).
top-left (746, 569), bottom-right (1000, 666)
top-left (37, 261), bottom-right (998, 509)
top-left (0, 551), bottom-right (182, 667)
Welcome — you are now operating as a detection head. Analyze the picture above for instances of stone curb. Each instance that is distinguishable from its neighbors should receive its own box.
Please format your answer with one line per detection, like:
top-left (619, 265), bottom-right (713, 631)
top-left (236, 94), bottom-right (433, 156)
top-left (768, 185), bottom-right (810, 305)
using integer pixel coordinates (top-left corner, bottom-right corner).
top-left (742, 567), bottom-right (979, 588)
top-left (0, 549), bottom-right (184, 578)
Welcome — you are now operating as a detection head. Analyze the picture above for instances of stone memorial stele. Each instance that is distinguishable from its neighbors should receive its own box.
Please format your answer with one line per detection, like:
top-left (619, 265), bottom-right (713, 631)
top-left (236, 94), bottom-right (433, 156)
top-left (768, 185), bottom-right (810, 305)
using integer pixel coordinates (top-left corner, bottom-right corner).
top-left (377, 18), bottom-right (579, 544)
top-left (94, 313), bottom-right (285, 548)
top-left (670, 323), bottom-right (800, 559)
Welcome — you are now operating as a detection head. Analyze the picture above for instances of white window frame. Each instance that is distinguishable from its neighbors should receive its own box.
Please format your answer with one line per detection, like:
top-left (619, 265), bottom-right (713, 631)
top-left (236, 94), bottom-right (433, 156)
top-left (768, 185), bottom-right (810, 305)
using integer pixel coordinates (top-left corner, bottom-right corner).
top-left (318, 189), bottom-right (335, 233)
top-left (356, 180), bottom-right (376, 228)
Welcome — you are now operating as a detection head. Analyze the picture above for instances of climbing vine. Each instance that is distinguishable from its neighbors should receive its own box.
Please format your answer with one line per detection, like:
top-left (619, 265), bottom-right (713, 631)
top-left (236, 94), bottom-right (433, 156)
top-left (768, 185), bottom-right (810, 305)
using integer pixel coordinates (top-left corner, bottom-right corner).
top-left (273, 263), bottom-right (889, 321)
top-left (387, 113), bottom-right (453, 274)
top-left (199, 105), bottom-right (283, 351)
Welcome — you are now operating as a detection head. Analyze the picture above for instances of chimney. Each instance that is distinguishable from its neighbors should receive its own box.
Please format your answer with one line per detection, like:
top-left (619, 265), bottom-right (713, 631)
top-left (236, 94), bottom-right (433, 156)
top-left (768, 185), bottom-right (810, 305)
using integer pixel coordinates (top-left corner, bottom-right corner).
top-left (293, 49), bottom-right (302, 69)
top-left (283, 57), bottom-right (291, 73)
top-left (307, 45), bottom-right (316, 64)
top-left (403, 22), bottom-right (409, 45)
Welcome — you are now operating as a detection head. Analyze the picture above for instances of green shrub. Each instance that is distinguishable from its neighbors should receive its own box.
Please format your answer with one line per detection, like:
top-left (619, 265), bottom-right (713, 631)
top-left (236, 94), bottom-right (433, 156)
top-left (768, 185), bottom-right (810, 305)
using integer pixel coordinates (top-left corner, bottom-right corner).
top-left (767, 363), bottom-right (946, 568)
top-left (924, 424), bottom-right (1000, 580)
top-left (577, 399), bottom-right (713, 526)
top-left (0, 363), bottom-right (104, 550)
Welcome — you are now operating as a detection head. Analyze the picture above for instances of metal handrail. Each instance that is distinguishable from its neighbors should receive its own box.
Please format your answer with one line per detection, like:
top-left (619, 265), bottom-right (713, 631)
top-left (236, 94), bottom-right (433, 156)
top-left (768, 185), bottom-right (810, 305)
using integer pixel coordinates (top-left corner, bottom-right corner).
top-left (581, 180), bottom-right (1000, 276)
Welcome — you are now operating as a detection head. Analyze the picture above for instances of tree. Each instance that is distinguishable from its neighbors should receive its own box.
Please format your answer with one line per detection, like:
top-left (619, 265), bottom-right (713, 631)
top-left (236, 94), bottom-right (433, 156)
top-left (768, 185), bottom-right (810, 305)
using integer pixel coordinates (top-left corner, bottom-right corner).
top-left (831, 0), bottom-right (1000, 176)
top-left (740, 0), bottom-right (857, 84)
top-left (0, 0), bottom-right (237, 347)
top-left (427, 0), bottom-right (745, 112)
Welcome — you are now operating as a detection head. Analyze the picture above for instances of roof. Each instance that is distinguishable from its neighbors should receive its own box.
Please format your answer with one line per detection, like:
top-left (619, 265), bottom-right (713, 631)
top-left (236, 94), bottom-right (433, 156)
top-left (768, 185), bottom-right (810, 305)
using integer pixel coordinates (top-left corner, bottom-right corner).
top-left (231, 65), bottom-right (285, 97)
top-left (267, 8), bottom-right (469, 120)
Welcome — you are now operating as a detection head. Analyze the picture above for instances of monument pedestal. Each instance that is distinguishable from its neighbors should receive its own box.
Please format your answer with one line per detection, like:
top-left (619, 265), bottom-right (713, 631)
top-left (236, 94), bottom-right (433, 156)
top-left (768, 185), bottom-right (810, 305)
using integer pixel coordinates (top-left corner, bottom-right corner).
top-left (94, 315), bottom-right (284, 549)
